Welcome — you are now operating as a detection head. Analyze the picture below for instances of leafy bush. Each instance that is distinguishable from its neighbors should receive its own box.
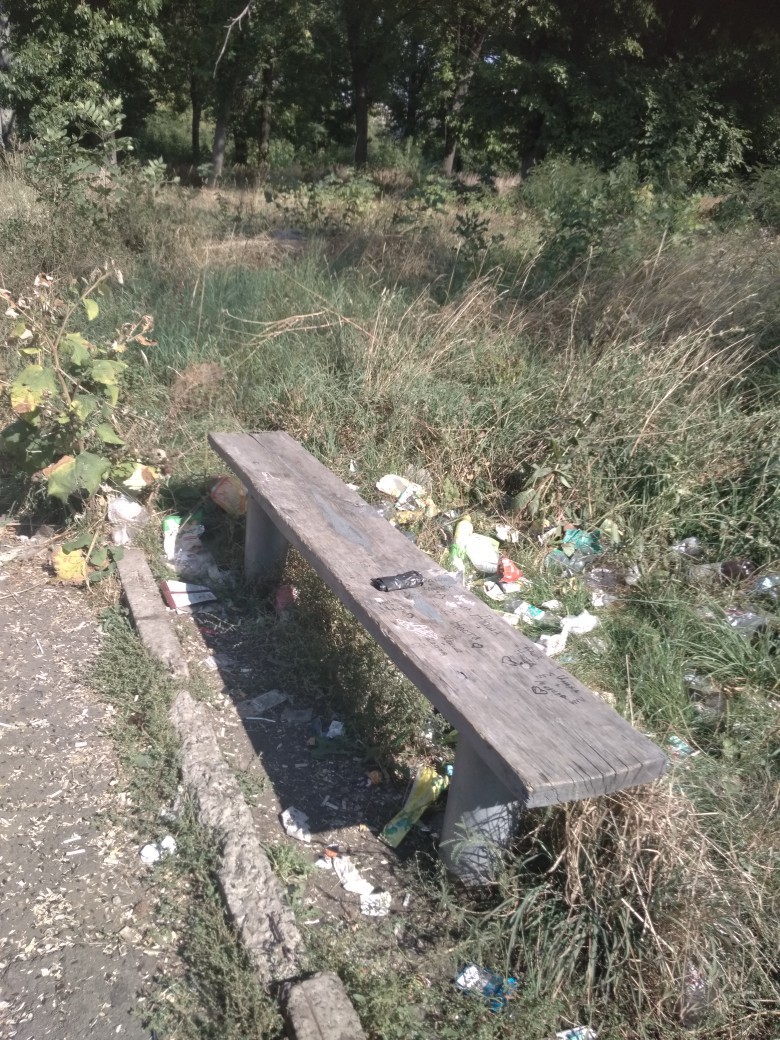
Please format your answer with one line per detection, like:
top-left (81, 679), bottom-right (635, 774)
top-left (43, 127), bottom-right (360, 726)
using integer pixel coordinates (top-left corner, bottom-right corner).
top-left (24, 99), bottom-right (171, 234)
top-left (748, 167), bottom-right (780, 231)
top-left (1, 268), bottom-right (155, 504)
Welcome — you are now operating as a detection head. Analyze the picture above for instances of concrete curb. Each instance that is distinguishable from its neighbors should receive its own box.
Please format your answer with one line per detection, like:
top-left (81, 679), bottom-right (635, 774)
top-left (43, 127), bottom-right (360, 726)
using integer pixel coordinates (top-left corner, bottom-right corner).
top-left (116, 548), bottom-right (367, 1037)
top-left (115, 548), bottom-right (190, 678)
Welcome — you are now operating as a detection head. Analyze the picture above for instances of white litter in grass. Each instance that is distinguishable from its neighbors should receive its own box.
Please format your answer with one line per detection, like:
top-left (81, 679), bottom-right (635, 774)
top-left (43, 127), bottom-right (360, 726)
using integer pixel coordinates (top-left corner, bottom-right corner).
top-left (360, 891), bottom-right (391, 916)
top-left (280, 806), bottom-right (311, 843)
top-left (332, 856), bottom-right (375, 895)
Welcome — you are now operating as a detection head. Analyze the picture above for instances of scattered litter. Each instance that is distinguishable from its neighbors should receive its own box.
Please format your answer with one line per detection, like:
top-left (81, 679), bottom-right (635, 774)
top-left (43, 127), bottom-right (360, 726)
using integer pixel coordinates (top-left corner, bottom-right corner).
top-left (161, 579), bottom-right (217, 611)
top-left (751, 574), bottom-right (780, 602)
top-left (443, 515), bottom-right (472, 581)
top-left (584, 567), bottom-right (622, 607)
top-left (275, 584), bottom-right (299, 613)
top-left (314, 857), bottom-right (333, 870)
top-left (210, 474), bottom-right (248, 516)
top-left (537, 610), bottom-right (600, 657)
top-left (371, 570), bottom-right (424, 592)
top-left (556, 1028), bottom-right (598, 1040)
top-left (547, 527), bottom-right (603, 574)
top-left (680, 962), bottom-right (715, 1026)
top-left (684, 672), bottom-right (726, 715)
top-left (360, 891), bottom-right (391, 916)
top-left (500, 612), bottom-right (521, 627)
top-left (561, 609), bottom-right (600, 635)
top-left (280, 807), bottom-right (311, 843)
top-left (719, 558), bottom-right (756, 582)
top-left (495, 523), bottom-right (521, 543)
top-left (514, 601), bottom-right (559, 625)
top-left (246, 689), bottom-right (288, 713)
top-left (464, 533), bottom-right (500, 574)
top-left (483, 581), bottom-right (506, 602)
top-left (724, 607), bottom-right (767, 636)
top-left (376, 473), bottom-right (437, 521)
top-left (332, 855), bottom-right (375, 895)
top-left (402, 892), bottom-right (412, 909)
top-left (670, 537), bottom-right (702, 557)
top-left (497, 554), bottom-right (523, 583)
top-left (162, 513), bottom-right (218, 580)
top-left (667, 735), bottom-right (697, 758)
top-left (140, 835), bottom-right (177, 864)
top-left (380, 765), bottom-right (448, 847)
top-left (122, 462), bottom-right (159, 491)
top-left (454, 963), bottom-right (519, 1013)
top-left (325, 720), bottom-right (345, 739)
top-left (107, 494), bottom-right (149, 546)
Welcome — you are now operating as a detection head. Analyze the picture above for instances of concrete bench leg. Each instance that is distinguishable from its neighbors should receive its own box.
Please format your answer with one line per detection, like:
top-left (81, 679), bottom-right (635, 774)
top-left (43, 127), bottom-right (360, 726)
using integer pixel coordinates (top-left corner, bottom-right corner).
top-left (439, 740), bottom-right (523, 886)
top-left (245, 497), bottom-right (289, 583)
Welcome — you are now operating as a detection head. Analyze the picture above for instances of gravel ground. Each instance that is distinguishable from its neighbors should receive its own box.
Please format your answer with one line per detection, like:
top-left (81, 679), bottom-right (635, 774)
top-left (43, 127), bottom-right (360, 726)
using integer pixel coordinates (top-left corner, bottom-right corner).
top-left (0, 540), bottom-right (164, 1040)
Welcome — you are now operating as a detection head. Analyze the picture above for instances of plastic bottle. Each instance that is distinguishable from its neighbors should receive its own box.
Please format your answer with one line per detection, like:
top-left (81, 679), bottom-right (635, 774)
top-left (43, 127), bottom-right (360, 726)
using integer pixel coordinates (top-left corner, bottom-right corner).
top-left (514, 601), bottom-right (560, 625)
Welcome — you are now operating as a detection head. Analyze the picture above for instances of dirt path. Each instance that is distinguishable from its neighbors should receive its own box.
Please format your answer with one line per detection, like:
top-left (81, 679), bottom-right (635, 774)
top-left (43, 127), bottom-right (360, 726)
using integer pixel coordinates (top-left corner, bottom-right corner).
top-left (0, 545), bottom-right (161, 1040)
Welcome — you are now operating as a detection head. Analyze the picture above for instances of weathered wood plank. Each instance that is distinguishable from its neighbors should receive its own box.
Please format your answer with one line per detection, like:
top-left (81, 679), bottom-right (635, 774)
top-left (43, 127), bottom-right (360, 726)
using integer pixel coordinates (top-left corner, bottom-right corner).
top-left (209, 431), bottom-right (668, 807)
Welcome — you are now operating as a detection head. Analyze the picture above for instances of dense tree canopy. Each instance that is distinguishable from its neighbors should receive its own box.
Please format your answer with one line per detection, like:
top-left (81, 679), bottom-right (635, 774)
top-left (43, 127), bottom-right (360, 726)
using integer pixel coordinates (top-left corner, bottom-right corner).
top-left (0, 0), bottom-right (777, 184)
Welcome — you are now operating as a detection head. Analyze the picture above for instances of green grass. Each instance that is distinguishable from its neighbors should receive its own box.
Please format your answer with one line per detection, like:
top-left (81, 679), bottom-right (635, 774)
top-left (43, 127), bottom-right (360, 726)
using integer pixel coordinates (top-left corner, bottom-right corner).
top-left (3, 160), bottom-right (779, 1039)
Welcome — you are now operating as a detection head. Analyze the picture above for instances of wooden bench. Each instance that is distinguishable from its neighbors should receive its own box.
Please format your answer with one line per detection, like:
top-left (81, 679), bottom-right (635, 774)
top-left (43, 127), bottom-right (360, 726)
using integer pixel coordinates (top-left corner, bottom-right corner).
top-left (209, 431), bottom-right (668, 885)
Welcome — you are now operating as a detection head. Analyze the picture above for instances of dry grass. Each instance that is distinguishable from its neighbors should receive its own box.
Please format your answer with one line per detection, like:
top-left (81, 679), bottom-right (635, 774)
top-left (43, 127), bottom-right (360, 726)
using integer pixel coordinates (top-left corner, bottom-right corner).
top-left (494, 173), bottom-right (522, 196)
top-left (369, 167), bottom-right (414, 194)
top-left (481, 775), bottom-right (778, 1034)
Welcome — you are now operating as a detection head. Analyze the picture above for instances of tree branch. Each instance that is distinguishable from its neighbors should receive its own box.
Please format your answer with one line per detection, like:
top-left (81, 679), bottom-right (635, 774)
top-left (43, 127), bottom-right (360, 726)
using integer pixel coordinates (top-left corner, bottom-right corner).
top-left (215, 1), bottom-right (254, 72)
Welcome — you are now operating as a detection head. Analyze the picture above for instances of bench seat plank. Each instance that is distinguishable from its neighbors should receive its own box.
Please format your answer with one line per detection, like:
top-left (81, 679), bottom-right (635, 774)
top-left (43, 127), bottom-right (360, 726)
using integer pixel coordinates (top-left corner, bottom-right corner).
top-left (209, 431), bottom-right (667, 808)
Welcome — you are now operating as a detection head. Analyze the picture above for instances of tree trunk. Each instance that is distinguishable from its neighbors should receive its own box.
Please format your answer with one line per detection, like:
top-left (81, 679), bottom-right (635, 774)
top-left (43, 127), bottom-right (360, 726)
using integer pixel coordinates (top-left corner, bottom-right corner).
top-left (233, 130), bottom-right (248, 165)
top-left (442, 25), bottom-right (486, 176)
top-left (521, 112), bottom-right (546, 178)
top-left (190, 77), bottom-right (202, 164)
top-left (345, 10), bottom-right (370, 168)
top-left (209, 93), bottom-right (231, 186)
top-left (352, 58), bottom-right (369, 167)
top-left (0, 7), bottom-right (15, 151)
top-left (258, 61), bottom-right (273, 161)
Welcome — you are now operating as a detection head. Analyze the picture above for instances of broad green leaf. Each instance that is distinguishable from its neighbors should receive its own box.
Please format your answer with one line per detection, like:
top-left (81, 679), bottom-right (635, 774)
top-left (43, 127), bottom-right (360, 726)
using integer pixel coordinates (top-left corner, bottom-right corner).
top-left (86, 563), bottom-right (115, 585)
top-left (90, 546), bottom-right (108, 568)
top-left (21, 347), bottom-right (40, 355)
top-left (110, 460), bottom-right (136, 481)
top-left (96, 422), bottom-right (124, 445)
top-left (508, 488), bottom-right (539, 512)
top-left (74, 451), bottom-right (112, 496)
top-left (89, 359), bottom-right (126, 386)
top-left (103, 383), bottom-right (120, 406)
top-left (47, 451), bottom-right (110, 502)
top-left (71, 394), bottom-right (98, 421)
top-left (83, 298), bottom-right (99, 321)
top-left (63, 332), bottom-right (92, 366)
top-left (45, 456), bottom-right (78, 502)
top-left (10, 365), bottom-right (58, 416)
top-left (63, 534), bottom-right (92, 552)
top-left (108, 545), bottom-right (125, 562)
